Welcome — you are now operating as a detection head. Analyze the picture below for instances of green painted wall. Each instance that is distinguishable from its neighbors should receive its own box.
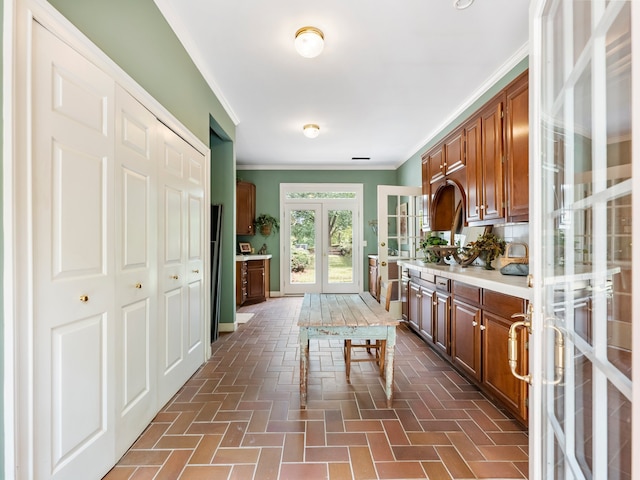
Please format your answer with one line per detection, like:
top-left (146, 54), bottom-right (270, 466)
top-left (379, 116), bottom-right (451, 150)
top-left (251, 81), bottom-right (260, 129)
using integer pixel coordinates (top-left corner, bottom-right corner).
top-left (236, 169), bottom-right (397, 291)
top-left (397, 57), bottom-right (529, 187)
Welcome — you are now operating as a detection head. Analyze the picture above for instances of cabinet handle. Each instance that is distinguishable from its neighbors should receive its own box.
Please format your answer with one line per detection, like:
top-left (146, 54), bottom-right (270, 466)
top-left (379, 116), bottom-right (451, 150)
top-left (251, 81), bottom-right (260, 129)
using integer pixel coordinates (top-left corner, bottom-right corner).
top-left (171, 275), bottom-right (179, 280)
top-left (480, 205), bottom-right (485, 210)
top-left (135, 283), bottom-right (142, 289)
top-left (79, 295), bottom-right (89, 303)
top-left (416, 294), bottom-right (422, 298)
top-left (433, 301), bottom-right (437, 306)
top-left (480, 325), bottom-right (485, 330)
top-left (472, 321), bottom-right (478, 327)
top-left (192, 269), bottom-right (200, 273)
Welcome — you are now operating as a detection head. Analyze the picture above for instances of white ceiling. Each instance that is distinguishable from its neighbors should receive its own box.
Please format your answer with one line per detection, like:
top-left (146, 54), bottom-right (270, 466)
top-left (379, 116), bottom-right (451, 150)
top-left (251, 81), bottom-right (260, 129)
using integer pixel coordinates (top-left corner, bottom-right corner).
top-left (153, 0), bottom-right (530, 170)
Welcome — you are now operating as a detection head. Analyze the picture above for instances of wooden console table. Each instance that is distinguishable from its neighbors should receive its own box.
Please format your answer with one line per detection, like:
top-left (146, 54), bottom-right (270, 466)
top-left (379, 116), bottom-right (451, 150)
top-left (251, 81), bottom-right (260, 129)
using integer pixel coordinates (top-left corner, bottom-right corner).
top-left (298, 293), bottom-right (399, 408)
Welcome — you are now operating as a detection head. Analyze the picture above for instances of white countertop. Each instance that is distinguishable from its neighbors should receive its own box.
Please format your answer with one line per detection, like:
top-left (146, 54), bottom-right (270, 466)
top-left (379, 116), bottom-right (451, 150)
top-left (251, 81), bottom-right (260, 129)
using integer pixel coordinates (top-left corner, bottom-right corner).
top-left (397, 259), bottom-right (531, 300)
top-left (236, 254), bottom-right (272, 261)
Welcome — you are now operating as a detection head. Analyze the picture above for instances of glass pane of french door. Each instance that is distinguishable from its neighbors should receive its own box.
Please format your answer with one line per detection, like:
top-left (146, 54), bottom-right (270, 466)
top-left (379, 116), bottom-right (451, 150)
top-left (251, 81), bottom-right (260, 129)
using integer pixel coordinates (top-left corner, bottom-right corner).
top-left (324, 204), bottom-right (356, 293)
top-left (534, 1), bottom-right (633, 479)
top-left (285, 204), bottom-right (321, 294)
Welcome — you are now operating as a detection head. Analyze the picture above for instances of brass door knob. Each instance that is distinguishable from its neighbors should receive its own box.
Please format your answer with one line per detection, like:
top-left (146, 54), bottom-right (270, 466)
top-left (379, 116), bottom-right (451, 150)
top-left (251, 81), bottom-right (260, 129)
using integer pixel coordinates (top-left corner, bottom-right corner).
top-left (79, 295), bottom-right (89, 303)
top-left (171, 275), bottom-right (179, 280)
top-left (135, 283), bottom-right (142, 289)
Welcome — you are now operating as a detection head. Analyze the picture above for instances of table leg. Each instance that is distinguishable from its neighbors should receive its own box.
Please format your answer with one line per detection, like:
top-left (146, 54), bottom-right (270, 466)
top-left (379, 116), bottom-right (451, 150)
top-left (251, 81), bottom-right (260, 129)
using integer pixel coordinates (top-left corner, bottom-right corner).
top-left (384, 326), bottom-right (396, 408)
top-left (299, 328), bottom-right (309, 408)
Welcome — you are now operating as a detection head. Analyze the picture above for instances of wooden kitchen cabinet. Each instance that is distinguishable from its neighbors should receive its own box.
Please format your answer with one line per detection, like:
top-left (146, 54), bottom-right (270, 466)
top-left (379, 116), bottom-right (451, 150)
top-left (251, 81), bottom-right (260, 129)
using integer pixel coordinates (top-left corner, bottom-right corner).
top-left (505, 71), bottom-right (529, 222)
top-left (236, 258), bottom-right (270, 306)
top-left (236, 261), bottom-right (248, 307)
top-left (481, 289), bottom-right (528, 422)
top-left (407, 276), bottom-right (529, 424)
top-left (236, 181), bottom-right (256, 235)
top-left (434, 277), bottom-right (451, 358)
top-left (451, 282), bottom-right (482, 381)
top-left (466, 95), bottom-right (505, 225)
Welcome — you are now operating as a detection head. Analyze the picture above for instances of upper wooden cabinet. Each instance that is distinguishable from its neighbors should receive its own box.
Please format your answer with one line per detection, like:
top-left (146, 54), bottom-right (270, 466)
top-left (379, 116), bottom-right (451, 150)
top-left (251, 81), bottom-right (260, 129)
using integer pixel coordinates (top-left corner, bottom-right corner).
top-left (504, 71), bottom-right (529, 222)
top-left (236, 181), bottom-right (256, 235)
top-left (422, 70), bottom-right (529, 228)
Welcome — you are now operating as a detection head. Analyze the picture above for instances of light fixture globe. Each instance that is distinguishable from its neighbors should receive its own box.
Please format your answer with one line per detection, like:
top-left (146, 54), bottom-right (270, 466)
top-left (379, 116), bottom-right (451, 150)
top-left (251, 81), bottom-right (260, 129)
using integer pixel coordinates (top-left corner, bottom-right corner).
top-left (294, 26), bottom-right (324, 58)
top-left (303, 124), bottom-right (320, 138)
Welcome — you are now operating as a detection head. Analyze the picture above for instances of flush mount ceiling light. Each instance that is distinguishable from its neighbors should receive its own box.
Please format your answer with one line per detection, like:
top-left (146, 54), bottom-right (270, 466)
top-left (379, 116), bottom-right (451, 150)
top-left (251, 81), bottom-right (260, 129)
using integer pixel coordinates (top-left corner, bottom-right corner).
top-left (453, 0), bottom-right (474, 9)
top-left (303, 124), bottom-right (320, 138)
top-left (294, 26), bottom-right (324, 58)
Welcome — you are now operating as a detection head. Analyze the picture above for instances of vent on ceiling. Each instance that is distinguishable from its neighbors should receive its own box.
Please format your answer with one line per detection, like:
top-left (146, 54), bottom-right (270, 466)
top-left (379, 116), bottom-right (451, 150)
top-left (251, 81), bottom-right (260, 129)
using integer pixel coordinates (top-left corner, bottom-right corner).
top-left (351, 157), bottom-right (371, 161)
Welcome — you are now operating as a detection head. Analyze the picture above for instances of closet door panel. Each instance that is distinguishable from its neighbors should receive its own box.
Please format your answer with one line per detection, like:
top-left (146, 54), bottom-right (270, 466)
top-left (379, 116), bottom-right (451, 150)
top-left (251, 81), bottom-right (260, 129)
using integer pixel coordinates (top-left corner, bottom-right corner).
top-left (157, 124), bottom-right (205, 404)
top-left (114, 86), bottom-right (158, 456)
top-left (32, 22), bottom-right (116, 480)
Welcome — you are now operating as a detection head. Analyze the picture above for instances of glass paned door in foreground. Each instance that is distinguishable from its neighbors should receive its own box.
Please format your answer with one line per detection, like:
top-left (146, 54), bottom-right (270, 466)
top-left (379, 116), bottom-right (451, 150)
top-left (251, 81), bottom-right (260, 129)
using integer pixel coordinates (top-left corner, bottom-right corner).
top-left (532, 1), bottom-right (634, 479)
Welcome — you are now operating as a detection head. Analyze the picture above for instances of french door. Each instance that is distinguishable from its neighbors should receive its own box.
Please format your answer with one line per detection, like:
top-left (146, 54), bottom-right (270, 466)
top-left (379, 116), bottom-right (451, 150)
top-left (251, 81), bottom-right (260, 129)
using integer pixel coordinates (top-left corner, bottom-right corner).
top-left (529, 1), bottom-right (636, 479)
top-left (281, 184), bottom-right (362, 295)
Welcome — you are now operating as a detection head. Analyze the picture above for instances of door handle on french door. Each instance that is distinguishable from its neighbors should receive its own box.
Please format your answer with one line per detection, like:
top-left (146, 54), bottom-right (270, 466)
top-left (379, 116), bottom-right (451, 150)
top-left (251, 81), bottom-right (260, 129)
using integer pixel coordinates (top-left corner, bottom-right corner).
top-left (508, 305), bottom-right (533, 385)
top-left (545, 322), bottom-right (565, 385)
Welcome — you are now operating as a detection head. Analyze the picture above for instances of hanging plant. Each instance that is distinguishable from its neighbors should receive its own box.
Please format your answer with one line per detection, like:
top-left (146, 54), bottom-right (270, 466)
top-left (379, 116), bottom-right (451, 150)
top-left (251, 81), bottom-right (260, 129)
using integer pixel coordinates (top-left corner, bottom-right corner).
top-left (254, 213), bottom-right (280, 237)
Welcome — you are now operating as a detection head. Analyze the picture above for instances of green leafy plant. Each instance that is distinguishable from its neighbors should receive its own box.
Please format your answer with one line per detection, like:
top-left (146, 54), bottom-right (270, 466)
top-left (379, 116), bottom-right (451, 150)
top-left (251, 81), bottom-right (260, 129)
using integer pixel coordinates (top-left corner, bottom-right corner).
top-left (419, 234), bottom-right (449, 263)
top-left (466, 232), bottom-right (506, 270)
top-left (254, 213), bottom-right (280, 237)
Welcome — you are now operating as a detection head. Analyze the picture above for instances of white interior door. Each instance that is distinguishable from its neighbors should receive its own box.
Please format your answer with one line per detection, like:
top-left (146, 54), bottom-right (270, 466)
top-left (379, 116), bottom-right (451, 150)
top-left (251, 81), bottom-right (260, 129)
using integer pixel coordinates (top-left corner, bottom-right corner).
top-left (32, 22), bottom-right (116, 479)
top-left (376, 185), bottom-right (423, 316)
top-left (114, 86), bottom-right (158, 456)
top-left (530, 1), bottom-right (636, 479)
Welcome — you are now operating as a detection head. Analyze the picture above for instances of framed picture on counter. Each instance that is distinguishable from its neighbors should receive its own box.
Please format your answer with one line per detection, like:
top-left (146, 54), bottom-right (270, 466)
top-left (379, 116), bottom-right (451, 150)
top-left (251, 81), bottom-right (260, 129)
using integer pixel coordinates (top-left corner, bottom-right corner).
top-left (238, 242), bottom-right (252, 254)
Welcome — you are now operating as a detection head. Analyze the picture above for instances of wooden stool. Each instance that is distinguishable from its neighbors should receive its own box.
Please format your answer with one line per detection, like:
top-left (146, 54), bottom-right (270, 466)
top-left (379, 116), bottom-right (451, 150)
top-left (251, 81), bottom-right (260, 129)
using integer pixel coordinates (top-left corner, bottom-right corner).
top-left (343, 339), bottom-right (386, 382)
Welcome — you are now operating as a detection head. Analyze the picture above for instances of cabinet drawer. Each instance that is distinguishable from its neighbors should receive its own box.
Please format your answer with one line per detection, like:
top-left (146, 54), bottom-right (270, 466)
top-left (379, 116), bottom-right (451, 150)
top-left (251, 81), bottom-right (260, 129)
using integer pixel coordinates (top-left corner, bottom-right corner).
top-left (435, 276), bottom-right (450, 292)
top-left (482, 290), bottom-right (525, 318)
top-left (420, 272), bottom-right (436, 283)
top-left (453, 281), bottom-right (481, 304)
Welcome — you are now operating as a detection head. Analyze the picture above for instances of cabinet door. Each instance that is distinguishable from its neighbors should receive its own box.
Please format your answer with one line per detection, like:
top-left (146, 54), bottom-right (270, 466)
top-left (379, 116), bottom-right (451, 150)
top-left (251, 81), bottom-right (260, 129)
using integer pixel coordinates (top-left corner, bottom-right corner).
top-left (236, 181), bottom-right (256, 235)
top-left (505, 72), bottom-right (529, 222)
top-left (464, 116), bottom-right (482, 224)
top-left (427, 143), bottom-right (445, 184)
top-left (480, 98), bottom-right (505, 221)
top-left (444, 129), bottom-right (465, 175)
top-left (236, 262), bottom-right (247, 306)
top-left (482, 310), bottom-right (528, 422)
top-left (434, 291), bottom-right (451, 357)
top-left (419, 284), bottom-right (436, 343)
top-left (451, 299), bottom-right (482, 381)
top-left (246, 260), bottom-right (266, 302)
top-left (407, 281), bottom-right (421, 331)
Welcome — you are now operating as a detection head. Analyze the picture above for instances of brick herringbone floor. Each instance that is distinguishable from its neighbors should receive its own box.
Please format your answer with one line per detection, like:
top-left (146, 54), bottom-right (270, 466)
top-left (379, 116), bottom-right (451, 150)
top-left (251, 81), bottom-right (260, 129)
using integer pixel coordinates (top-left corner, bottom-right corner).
top-left (104, 296), bottom-right (528, 479)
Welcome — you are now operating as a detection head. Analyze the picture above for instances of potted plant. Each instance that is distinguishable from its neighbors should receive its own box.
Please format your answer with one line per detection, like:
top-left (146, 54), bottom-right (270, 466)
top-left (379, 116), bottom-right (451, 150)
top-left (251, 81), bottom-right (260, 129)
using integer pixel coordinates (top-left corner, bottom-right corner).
top-left (254, 213), bottom-right (280, 237)
top-left (418, 233), bottom-right (449, 263)
top-left (466, 232), bottom-right (506, 270)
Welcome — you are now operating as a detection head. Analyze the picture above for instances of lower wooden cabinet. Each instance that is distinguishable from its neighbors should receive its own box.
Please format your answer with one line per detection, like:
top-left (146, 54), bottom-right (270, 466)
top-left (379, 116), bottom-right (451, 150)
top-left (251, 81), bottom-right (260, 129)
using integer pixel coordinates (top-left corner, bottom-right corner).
top-left (406, 270), bottom-right (529, 424)
top-left (236, 258), bottom-right (270, 307)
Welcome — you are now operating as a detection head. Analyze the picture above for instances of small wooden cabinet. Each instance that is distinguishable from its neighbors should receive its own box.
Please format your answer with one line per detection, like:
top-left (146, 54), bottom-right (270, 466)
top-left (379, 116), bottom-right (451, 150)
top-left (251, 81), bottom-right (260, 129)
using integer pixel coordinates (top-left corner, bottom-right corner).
top-left (236, 181), bottom-right (256, 235)
top-left (236, 257), bottom-right (270, 306)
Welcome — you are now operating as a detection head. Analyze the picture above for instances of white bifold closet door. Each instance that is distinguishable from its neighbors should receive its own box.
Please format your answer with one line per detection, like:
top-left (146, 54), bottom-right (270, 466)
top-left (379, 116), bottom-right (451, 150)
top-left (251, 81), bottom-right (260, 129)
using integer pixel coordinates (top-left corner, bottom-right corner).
top-left (32, 21), bottom-right (117, 479)
top-left (29, 20), bottom-right (207, 479)
top-left (114, 86), bottom-right (159, 457)
top-left (157, 122), bottom-right (206, 405)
